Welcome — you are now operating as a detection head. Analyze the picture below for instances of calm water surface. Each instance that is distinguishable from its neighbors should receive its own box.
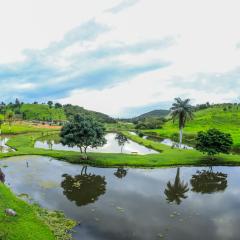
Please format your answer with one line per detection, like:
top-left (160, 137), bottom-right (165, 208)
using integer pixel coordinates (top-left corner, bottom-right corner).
top-left (35, 133), bottom-right (158, 154)
top-left (1, 155), bottom-right (240, 240)
top-left (0, 136), bottom-right (14, 152)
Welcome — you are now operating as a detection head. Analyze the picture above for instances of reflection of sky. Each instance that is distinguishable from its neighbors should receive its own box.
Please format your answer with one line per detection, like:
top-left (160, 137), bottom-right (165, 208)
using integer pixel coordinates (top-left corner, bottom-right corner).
top-left (2, 156), bottom-right (240, 240)
top-left (35, 133), bottom-right (158, 154)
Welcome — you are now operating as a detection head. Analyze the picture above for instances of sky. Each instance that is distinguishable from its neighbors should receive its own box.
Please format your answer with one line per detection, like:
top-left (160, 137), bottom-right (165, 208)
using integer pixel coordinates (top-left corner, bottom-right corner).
top-left (1, 0), bottom-right (240, 117)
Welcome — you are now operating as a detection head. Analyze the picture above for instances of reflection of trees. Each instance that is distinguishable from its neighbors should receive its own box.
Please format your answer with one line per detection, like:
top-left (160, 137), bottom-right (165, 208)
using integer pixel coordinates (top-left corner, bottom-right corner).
top-left (114, 168), bottom-right (128, 179)
top-left (191, 169), bottom-right (228, 194)
top-left (164, 168), bottom-right (189, 205)
top-left (115, 133), bottom-right (128, 153)
top-left (0, 168), bottom-right (5, 183)
top-left (46, 140), bottom-right (53, 150)
top-left (61, 166), bottom-right (106, 206)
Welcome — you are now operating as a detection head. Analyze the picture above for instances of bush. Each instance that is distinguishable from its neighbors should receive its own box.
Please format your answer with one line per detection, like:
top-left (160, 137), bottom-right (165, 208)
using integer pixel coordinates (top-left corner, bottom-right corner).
top-left (196, 129), bottom-right (233, 157)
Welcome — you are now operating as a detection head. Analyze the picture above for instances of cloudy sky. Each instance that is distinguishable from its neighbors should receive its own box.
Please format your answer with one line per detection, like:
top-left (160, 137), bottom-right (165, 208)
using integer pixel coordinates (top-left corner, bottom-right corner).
top-left (1, 0), bottom-right (240, 117)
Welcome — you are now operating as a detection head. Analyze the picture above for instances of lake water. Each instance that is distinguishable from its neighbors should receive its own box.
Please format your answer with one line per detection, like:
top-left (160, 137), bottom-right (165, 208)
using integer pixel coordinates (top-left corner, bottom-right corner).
top-left (35, 133), bottom-right (158, 154)
top-left (1, 155), bottom-right (240, 240)
top-left (0, 136), bottom-right (14, 153)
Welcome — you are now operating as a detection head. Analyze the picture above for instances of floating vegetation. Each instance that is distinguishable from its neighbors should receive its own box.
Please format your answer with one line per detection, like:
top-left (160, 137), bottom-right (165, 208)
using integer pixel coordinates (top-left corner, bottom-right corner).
top-left (37, 208), bottom-right (76, 240)
top-left (39, 181), bottom-right (59, 189)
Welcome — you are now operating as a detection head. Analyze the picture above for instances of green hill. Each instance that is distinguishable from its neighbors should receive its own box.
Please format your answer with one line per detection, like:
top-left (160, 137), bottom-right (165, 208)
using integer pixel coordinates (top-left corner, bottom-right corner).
top-left (144, 105), bottom-right (240, 148)
top-left (63, 104), bottom-right (116, 123)
top-left (131, 109), bottom-right (169, 121)
top-left (16, 103), bottom-right (115, 123)
top-left (20, 104), bottom-right (66, 122)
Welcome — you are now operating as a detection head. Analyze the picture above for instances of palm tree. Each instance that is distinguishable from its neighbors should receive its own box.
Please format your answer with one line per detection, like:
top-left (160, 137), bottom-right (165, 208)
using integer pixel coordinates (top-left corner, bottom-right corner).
top-left (170, 98), bottom-right (194, 148)
top-left (164, 168), bottom-right (189, 205)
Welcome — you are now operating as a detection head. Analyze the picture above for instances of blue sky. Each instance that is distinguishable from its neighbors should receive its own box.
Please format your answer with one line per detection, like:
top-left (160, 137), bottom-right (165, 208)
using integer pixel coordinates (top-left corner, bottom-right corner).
top-left (0, 0), bottom-right (240, 117)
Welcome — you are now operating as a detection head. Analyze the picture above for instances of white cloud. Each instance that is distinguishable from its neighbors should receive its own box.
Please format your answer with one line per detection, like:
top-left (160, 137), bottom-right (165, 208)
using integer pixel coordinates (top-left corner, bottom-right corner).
top-left (1, 0), bottom-right (240, 116)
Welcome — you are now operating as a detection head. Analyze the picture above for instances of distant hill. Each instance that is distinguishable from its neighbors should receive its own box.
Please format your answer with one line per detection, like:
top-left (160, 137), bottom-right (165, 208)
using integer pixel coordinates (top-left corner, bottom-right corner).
top-left (63, 104), bottom-right (116, 123)
top-left (132, 109), bottom-right (169, 121)
top-left (18, 103), bottom-right (115, 123)
top-left (20, 104), bottom-right (66, 122)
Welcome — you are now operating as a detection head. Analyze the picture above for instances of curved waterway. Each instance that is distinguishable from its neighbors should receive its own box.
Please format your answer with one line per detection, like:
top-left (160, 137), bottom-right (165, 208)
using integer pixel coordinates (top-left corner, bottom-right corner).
top-left (35, 133), bottom-right (158, 154)
top-left (1, 155), bottom-right (240, 240)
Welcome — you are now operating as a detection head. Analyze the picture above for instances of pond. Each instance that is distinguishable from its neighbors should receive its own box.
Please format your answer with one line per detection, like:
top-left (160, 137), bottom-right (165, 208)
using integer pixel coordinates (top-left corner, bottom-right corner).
top-left (35, 133), bottom-right (158, 154)
top-left (1, 155), bottom-right (240, 240)
top-left (0, 135), bottom-right (14, 153)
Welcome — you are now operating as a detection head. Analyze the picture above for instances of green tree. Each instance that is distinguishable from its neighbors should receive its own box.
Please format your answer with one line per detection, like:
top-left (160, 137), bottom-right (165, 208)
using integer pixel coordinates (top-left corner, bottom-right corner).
top-left (170, 98), bottom-right (194, 147)
top-left (60, 115), bottom-right (106, 159)
top-left (47, 101), bottom-right (53, 109)
top-left (55, 103), bottom-right (62, 108)
top-left (5, 111), bottom-right (14, 129)
top-left (164, 168), bottom-right (189, 205)
top-left (196, 129), bottom-right (233, 158)
top-left (0, 115), bottom-right (4, 134)
top-left (115, 133), bottom-right (128, 153)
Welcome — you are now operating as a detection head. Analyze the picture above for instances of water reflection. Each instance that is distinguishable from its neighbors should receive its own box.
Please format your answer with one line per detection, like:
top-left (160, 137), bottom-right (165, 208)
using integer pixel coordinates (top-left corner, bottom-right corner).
top-left (35, 133), bottom-right (158, 154)
top-left (115, 133), bottom-right (129, 153)
top-left (114, 168), bottom-right (128, 179)
top-left (0, 168), bottom-right (5, 183)
top-left (61, 166), bottom-right (106, 206)
top-left (1, 156), bottom-right (238, 240)
top-left (0, 136), bottom-right (13, 153)
top-left (191, 169), bottom-right (228, 194)
top-left (164, 167), bottom-right (189, 205)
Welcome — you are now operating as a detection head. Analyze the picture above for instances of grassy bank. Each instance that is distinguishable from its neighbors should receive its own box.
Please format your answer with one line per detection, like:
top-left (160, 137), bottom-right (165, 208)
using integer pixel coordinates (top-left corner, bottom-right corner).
top-left (0, 122), bottom-right (60, 135)
top-left (144, 106), bottom-right (240, 148)
top-left (0, 183), bottom-right (75, 240)
top-left (4, 131), bottom-right (240, 168)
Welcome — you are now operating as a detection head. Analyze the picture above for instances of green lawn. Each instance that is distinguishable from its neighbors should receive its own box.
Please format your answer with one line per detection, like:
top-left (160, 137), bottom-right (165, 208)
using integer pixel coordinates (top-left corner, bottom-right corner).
top-left (144, 106), bottom-right (240, 147)
top-left (0, 183), bottom-right (75, 240)
top-left (4, 130), bottom-right (240, 168)
top-left (1, 122), bottom-right (60, 135)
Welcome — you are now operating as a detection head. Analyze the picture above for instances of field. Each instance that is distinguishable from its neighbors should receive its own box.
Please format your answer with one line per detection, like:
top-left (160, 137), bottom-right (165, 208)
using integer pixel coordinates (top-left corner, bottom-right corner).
top-left (144, 106), bottom-right (240, 147)
top-left (20, 104), bottom-right (66, 122)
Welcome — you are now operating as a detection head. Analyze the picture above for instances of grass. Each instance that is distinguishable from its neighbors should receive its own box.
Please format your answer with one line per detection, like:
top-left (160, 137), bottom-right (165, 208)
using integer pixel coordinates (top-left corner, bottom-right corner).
top-left (0, 183), bottom-right (75, 240)
top-left (144, 106), bottom-right (240, 147)
top-left (20, 104), bottom-right (66, 121)
top-left (4, 130), bottom-right (240, 168)
top-left (0, 122), bottom-right (60, 135)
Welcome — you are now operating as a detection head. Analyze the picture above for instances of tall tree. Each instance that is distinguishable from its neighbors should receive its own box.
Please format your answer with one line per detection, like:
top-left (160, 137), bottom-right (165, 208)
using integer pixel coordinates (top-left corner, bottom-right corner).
top-left (170, 98), bottom-right (194, 147)
top-left (60, 115), bottom-right (106, 159)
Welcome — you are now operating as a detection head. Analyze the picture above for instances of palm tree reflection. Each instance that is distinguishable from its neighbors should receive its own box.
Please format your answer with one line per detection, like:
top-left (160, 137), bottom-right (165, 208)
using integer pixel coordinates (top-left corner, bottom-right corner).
top-left (61, 166), bottom-right (106, 206)
top-left (191, 168), bottom-right (227, 194)
top-left (164, 168), bottom-right (189, 205)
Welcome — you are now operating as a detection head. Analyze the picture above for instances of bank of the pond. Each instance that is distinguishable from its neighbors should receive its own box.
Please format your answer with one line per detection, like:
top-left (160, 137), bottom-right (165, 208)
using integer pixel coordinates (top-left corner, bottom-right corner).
top-left (3, 132), bottom-right (240, 167)
top-left (0, 183), bottom-right (75, 240)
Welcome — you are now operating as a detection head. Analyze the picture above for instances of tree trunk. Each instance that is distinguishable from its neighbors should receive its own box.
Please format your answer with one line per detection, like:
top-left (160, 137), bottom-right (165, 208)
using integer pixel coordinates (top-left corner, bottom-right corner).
top-left (83, 147), bottom-right (88, 160)
top-left (121, 145), bottom-right (123, 153)
top-left (79, 146), bottom-right (83, 153)
top-left (179, 127), bottom-right (183, 148)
